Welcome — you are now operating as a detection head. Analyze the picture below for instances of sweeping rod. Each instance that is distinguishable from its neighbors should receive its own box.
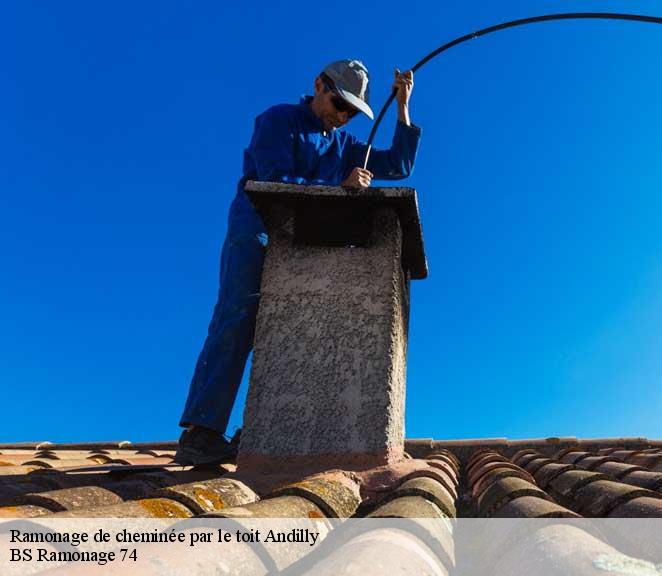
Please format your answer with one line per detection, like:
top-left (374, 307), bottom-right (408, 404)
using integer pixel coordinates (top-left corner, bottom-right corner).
top-left (363, 12), bottom-right (662, 169)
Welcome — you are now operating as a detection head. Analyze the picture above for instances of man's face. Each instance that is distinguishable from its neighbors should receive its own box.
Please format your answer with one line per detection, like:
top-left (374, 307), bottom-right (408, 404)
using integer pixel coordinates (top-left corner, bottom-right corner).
top-left (312, 77), bottom-right (359, 132)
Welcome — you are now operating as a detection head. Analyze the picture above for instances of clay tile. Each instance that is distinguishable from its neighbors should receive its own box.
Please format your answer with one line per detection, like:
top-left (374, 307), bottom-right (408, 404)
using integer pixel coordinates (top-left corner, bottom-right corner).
top-left (26, 459), bottom-right (112, 469)
top-left (553, 446), bottom-right (582, 459)
top-left (470, 462), bottom-right (532, 489)
top-left (618, 470), bottom-right (662, 492)
top-left (559, 451), bottom-right (590, 465)
top-left (490, 524), bottom-right (621, 575)
top-left (202, 495), bottom-right (329, 520)
top-left (19, 460), bottom-right (53, 469)
top-left (135, 449), bottom-right (160, 457)
top-left (596, 447), bottom-right (618, 455)
top-left (609, 450), bottom-right (641, 461)
top-left (391, 477), bottom-right (457, 518)
top-left (514, 453), bottom-right (543, 468)
top-left (510, 449), bottom-right (539, 465)
top-left (400, 467), bottom-right (458, 499)
top-left (0, 504), bottom-right (52, 518)
top-left (269, 475), bottom-right (361, 518)
top-left (156, 477), bottom-right (258, 515)
top-left (33, 452), bottom-right (59, 460)
top-left (367, 494), bottom-right (449, 519)
top-left (467, 452), bottom-right (501, 475)
top-left (427, 453), bottom-right (460, 476)
top-left (0, 465), bottom-right (45, 476)
top-left (362, 498), bottom-right (454, 570)
top-left (607, 496), bottom-right (662, 518)
top-left (594, 461), bottom-right (645, 479)
top-left (492, 495), bottom-right (580, 518)
top-left (18, 486), bottom-right (124, 512)
top-left (573, 455), bottom-right (616, 471)
top-left (27, 469), bottom-right (110, 490)
top-left (306, 524), bottom-right (452, 576)
top-left (547, 470), bottom-right (608, 504)
top-left (523, 457), bottom-right (554, 476)
top-left (50, 497), bottom-right (194, 518)
top-left (472, 468), bottom-right (535, 500)
top-left (425, 459), bottom-right (459, 486)
top-left (477, 476), bottom-right (551, 517)
top-left (572, 480), bottom-right (660, 517)
top-left (0, 454), bottom-right (41, 465)
top-left (467, 449), bottom-right (499, 468)
top-left (0, 482), bottom-right (46, 505)
top-left (107, 457), bottom-right (174, 466)
top-left (533, 462), bottom-right (574, 490)
top-left (440, 449), bottom-right (461, 468)
top-left (627, 454), bottom-right (662, 472)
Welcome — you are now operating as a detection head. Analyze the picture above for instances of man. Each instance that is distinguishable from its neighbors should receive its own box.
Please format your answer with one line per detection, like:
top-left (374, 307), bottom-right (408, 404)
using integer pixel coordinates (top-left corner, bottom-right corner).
top-left (175, 59), bottom-right (420, 465)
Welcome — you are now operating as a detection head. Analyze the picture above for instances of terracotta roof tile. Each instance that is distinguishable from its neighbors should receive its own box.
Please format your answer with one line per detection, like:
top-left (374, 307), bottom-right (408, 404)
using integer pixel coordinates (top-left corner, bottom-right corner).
top-left (627, 453), bottom-right (662, 472)
top-left (510, 449), bottom-right (539, 463)
top-left (427, 453), bottom-right (459, 477)
top-left (546, 469), bottom-right (608, 505)
top-left (521, 456), bottom-right (555, 476)
top-left (607, 496), bottom-right (662, 518)
top-left (269, 475), bottom-right (361, 518)
top-left (491, 495), bottom-right (580, 518)
top-left (573, 455), bottom-right (616, 471)
top-left (594, 460), bottom-right (645, 479)
top-left (470, 462), bottom-right (534, 490)
top-left (618, 469), bottom-right (662, 492)
top-left (472, 468), bottom-right (535, 500)
top-left (389, 477), bottom-right (456, 518)
top-left (571, 479), bottom-right (661, 517)
top-left (306, 526), bottom-right (452, 576)
top-left (155, 477), bottom-right (258, 515)
top-left (532, 462), bottom-right (574, 489)
top-left (0, 503), bottom-right (52, 518)
top-left (609, 449), bottom-right (642, 461)
top-left (488, 524), bottom-right (623, 576)
top-left (50, 497), bottom-right (194, 518)
top-left (0, 437), bottom-right (660, 524)
top-left (202, 495), bottom-right (329, 519)
top-left (367, 494), bottom-right (448, 519)
top-left (17, 485), bottom-right (124, 513)
top-left (477, 476), bottom-right (552, 517)
top-left (558, 451), bottom-right (591, 465)
top-left (399, 467), bottom-right (458, 499)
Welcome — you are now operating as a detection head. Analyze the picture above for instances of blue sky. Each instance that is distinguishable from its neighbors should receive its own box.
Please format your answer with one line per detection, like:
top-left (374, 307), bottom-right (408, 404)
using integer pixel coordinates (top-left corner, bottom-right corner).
top-left (2, 1), bottom-right (661, 443)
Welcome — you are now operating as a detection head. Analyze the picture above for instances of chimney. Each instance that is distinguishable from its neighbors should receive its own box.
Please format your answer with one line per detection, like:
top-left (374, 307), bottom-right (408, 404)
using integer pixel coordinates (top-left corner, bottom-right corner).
top-left (237, 181), bottom-right (427, 474)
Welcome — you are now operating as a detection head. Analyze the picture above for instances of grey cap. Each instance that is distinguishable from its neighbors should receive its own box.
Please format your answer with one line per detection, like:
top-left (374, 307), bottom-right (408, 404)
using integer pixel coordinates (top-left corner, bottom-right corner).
top-left (322, 59), bottom-right (374, 120)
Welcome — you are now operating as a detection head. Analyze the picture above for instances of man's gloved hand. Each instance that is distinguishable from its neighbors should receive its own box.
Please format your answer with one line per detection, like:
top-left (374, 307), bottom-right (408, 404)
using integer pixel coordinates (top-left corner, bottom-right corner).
top-left (341, 167), bottom-right (373, 189)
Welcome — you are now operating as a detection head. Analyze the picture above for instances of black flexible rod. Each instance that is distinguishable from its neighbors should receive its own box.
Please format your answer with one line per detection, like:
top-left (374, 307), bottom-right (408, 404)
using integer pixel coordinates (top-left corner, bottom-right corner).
top-left (363, 12), bottom-right (662, 169)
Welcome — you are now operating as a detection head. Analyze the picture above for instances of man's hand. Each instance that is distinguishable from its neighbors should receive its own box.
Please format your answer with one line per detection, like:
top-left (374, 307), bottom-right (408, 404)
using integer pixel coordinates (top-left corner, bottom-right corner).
top-left (393, 69), bottom-right (414, 126)
top-left (341, 167), bottom-right (373, 189)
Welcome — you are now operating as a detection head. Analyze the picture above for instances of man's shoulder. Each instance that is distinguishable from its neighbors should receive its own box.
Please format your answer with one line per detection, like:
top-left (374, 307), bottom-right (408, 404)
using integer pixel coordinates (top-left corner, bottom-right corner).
top-left (256, 102), bottom-right (301, 122)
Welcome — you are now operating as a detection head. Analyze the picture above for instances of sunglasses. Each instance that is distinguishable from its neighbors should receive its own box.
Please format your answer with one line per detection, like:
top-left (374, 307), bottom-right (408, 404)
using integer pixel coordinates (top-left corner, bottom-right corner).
top-left (322, 78), bottom-right (359, 118)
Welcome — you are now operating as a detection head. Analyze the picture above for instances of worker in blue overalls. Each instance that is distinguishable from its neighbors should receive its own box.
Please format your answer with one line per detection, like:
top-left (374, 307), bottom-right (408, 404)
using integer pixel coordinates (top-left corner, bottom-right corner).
top-left (176, 59), bottom-right (421, 464)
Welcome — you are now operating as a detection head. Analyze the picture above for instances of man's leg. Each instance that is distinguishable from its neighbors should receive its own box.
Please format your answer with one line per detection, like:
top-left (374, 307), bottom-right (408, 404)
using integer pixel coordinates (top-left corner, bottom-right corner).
top-left (177, 227), bottom-right (266, 462)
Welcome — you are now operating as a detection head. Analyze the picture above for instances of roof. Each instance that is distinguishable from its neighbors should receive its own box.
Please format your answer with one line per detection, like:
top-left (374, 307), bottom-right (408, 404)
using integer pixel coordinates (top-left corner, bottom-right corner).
top-left (1, 436), bottom-right (661, 572)
top-left (1, 436), bottom-right (660, 519)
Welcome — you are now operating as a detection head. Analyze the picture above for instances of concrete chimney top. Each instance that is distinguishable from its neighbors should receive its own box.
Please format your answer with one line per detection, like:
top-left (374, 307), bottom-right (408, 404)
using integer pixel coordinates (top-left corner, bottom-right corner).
top-left (237, 181), bottom-right (427, 474)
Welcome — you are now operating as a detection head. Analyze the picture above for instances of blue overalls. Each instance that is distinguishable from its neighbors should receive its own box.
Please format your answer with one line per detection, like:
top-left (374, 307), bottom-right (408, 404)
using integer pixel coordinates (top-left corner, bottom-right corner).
top-left (180, 96), bottom-right (422, 433)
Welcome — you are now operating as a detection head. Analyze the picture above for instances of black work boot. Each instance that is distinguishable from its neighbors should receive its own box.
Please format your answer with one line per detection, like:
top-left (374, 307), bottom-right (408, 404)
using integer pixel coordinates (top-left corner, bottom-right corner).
top-left (173, 426), bottom-right (238, 466)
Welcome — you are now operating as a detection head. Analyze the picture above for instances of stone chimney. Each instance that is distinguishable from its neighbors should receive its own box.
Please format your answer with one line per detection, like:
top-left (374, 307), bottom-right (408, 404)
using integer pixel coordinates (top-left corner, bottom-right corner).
top-left (237, 181), bottom-right (427, 474)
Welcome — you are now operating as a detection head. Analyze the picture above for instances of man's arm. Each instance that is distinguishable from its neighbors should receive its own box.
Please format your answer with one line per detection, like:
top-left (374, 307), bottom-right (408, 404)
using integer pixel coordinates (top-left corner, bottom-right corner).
top-left (247, 106), bottom-right (330, 185)
top-left (344, 69), bottom-right (421, 183)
